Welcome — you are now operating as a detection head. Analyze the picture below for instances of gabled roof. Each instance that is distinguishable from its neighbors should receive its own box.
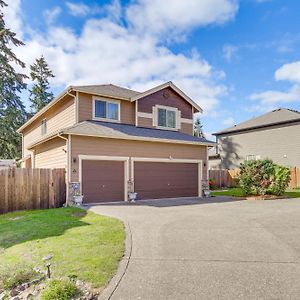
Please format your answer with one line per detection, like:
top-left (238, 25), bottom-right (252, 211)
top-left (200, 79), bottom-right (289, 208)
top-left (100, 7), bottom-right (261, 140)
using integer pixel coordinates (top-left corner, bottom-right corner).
top-left (130, 81), bottom-right (203, 113)
top-left (72, 84), bottom-right (141, 100)
top-left (60, 120), bottom-right (215, 146)
top-left (214, 108), bottom-right (300, 136)
top-left (18, 81), bottom-right (203, 133)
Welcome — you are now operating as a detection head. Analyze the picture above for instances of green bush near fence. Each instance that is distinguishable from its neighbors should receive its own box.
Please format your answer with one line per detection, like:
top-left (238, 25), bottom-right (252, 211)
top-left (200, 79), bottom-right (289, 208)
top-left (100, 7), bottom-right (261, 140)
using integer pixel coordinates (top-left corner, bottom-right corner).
top-left (238, 159), bottom-right (291, 196)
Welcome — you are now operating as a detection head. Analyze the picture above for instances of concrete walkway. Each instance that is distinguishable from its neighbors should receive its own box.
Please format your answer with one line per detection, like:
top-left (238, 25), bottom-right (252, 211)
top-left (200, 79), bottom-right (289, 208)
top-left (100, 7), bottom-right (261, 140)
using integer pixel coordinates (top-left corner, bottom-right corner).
top-left (89, 197), bottom-right (300, 300)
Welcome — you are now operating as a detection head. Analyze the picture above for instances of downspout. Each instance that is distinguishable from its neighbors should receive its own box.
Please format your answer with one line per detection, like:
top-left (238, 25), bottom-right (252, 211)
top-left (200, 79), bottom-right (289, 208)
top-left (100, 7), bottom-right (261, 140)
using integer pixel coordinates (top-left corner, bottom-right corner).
top-left (58, 133), bottom-right (70, 205)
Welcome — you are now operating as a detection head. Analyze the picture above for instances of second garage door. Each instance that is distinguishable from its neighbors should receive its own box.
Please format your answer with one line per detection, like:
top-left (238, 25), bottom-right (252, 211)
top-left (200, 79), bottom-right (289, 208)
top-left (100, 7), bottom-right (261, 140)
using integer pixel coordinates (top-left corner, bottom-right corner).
top-left (134, 162), bottom-right (199, 200)
top-left (82, 160), bottom-right (124, 203)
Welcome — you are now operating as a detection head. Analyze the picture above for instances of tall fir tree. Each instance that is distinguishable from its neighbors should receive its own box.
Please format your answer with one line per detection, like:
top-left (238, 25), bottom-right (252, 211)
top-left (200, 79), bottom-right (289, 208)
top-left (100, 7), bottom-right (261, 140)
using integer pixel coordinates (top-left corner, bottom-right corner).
top-left (29, 55), bottom-right (54, 114)
top-left (193, 117), bottom-right (205, 138)
top-left (0, 0), bottom-right (27, 159)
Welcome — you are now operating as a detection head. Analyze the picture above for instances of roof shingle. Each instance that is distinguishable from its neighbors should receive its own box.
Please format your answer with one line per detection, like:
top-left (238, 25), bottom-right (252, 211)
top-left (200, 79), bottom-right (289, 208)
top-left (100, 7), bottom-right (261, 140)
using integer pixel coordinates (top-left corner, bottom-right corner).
top-left (62, 120), bottom-right (214, 145)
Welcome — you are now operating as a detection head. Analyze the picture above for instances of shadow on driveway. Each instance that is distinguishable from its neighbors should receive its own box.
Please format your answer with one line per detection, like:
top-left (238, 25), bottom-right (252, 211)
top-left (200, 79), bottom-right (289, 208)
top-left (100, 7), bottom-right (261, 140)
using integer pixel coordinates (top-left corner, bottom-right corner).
top-left (84, 196), bottom-right (242, 208)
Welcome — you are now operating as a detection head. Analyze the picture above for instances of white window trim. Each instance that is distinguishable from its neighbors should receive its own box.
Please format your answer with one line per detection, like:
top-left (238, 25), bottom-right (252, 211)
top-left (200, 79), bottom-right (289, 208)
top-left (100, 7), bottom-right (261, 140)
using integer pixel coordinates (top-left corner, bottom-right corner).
top-left (155, 105), bottom-right (180, 131)
top-left (92, 96), bottom-right (121, 123)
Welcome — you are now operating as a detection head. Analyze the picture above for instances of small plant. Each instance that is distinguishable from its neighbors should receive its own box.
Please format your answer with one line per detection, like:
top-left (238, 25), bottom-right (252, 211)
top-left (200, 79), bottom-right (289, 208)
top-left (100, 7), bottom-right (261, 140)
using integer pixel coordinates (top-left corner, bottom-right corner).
top-left (41, 279), bottom-right (80, 300)
top-left (1, 268), bottom-right (39, 290)
top-left (209, 178), bottom-right (216, 190)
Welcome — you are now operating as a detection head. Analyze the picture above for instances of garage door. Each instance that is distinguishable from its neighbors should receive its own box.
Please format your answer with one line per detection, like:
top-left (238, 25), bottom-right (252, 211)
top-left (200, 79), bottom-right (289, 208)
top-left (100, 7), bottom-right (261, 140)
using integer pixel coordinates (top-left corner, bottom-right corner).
top-left (134, 162), bottom-right (199, 200)
top-left (82, 160), bottom-right (124, 203)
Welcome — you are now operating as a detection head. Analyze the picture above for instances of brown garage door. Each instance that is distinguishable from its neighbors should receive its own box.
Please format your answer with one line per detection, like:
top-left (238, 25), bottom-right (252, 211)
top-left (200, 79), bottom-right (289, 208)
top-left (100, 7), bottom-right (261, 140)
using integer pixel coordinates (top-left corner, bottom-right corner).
top-left (82, 160), bottom-right (124, 203)
top-left (134, 162), bottom-right (198, 200)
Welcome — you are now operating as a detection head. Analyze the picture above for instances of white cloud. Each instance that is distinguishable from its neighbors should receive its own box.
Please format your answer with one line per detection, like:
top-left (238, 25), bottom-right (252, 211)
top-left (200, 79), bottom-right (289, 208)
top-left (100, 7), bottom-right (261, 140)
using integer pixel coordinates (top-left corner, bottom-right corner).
top-left (126, 0), bottom-right (238, 37)
top-left (275, 61), bottom-right (300, 83)
top-left (66, 2), bottom-right (90, 17)
top-left (222, 44), bottom-right (238, 62)
top-left (2, 0), bottom-right (22, 35)
top-left (44, 6), bottom-right (62, 25)
top-left (3, 0), bottom-right (236, 113)
top-left (223, 117), bottom-right (235, 126)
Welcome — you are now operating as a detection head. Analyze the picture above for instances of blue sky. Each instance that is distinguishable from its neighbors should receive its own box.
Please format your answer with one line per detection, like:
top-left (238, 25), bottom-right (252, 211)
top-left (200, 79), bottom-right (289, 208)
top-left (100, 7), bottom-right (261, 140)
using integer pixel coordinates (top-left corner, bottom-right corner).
top-left (4, 0), bottom-right (300, 139)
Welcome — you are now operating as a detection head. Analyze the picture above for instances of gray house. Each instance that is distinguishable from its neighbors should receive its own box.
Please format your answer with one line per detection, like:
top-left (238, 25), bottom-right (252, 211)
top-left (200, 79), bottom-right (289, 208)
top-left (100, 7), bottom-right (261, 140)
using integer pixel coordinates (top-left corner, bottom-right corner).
top-left (210, 108), bottom-right (300, 169)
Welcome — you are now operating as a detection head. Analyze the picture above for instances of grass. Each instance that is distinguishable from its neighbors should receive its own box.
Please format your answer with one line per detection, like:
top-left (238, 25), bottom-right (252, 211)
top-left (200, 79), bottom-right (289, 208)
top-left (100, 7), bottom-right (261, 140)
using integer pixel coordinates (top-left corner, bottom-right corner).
top-left (211, 187), bottom-right (300, 198)
top-left (0, 207), bottom-right (125, 290)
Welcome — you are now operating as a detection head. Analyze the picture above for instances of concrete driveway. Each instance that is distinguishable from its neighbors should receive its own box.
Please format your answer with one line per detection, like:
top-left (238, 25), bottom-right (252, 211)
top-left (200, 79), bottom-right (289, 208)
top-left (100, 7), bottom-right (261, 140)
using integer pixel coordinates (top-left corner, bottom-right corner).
top-left (89, 197), bottom-right (300, 300)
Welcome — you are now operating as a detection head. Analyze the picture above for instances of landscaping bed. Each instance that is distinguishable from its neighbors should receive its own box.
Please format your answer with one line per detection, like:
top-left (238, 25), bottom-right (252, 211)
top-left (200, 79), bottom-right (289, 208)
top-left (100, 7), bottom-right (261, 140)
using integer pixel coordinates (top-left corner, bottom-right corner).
top-left (211, 187), bottom-right (300, 199)
top-left (0, 207), bottom-right (125, 299)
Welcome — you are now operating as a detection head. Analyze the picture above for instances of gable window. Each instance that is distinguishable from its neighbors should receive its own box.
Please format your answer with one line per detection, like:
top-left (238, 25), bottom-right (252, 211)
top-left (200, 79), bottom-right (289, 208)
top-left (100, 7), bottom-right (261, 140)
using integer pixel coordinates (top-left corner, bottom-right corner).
top-left (41, 119), bottom-right (47, 135)
top-left (93, 98), bottom-right (120, 121)
top-left (157, 108), bottom-right (176, 129)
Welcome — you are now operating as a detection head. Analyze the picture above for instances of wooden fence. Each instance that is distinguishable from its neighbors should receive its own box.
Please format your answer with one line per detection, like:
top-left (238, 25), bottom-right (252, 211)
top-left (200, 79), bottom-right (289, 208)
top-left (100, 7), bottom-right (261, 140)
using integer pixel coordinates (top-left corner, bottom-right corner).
top-left (209, 168), bottom-right (300, 189)
top-left (0, 168), bottom-right (66, 214)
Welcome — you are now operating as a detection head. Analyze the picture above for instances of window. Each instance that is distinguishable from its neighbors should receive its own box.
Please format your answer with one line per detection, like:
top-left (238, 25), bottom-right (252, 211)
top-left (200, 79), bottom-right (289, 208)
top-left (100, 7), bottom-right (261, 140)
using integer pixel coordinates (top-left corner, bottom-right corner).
top-left (41, 119), bottom-right (47, 135)
top-left (157, 108), bottom-right (176, 128)
top-left (246, 155), bottom-right (260, 161)
top-left (94, 99), bottom-right (120, 121)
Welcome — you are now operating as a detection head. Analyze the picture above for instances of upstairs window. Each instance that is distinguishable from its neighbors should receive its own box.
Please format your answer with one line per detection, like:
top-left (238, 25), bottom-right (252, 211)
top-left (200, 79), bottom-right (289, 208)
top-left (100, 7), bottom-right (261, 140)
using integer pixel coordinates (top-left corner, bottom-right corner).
top-left (41, 119), bottom-right (47, 135)
top-left (93, 98), bottom-right (120, 121)
top-left (157, 108), bottom-right (176, 129)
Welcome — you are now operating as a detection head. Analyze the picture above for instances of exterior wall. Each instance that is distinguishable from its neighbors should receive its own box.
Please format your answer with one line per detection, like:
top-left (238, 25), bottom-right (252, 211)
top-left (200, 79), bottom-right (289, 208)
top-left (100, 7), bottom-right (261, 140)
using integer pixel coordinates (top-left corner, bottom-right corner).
top-left (136, 87), bottom-right (194, 134)
top-left (22, 95), bottom-right (75, 158)
top-left (180, 123), bottom-right (193, 135)
top-left (70, 136), bottom-right (208, 182)
top-left (217, 122), bottom-right (300, 169)
top-left (34, 137), bottom-right (67, 169)
top-left (78, 92), bottom-right (135, 125)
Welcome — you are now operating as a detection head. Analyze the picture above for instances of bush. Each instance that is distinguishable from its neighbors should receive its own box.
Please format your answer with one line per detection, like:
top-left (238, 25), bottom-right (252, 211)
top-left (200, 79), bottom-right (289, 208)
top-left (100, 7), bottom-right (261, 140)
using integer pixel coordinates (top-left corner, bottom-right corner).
top-left (238, 159), bottom-right (290, 196)
top-left (41, 279), bottom-right (80, 300)
top-left (269, 165), bottom-right (291, 196)
top-left (1, 268), bottom-right (39, 290)
top-left (239, 159), bottom-right (275, 195)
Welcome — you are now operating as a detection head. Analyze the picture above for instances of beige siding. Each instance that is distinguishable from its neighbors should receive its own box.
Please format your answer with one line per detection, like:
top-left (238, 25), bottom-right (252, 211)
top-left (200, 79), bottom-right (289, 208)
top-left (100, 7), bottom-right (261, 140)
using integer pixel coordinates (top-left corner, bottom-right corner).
top-left (35, 137), bottom-right (67, 169)
top-left (78, 92), bottom-right (135, 125)
top-left (23, 95), bottom-right (75, 158)
top-left (138, 117), bottom-right (154, 128)
top-left (70, 136), bottom-right (208, 182)
top-left (180, 123), bottom-right (193, 135)
top-left (218, 122), bottom-right (300, 168)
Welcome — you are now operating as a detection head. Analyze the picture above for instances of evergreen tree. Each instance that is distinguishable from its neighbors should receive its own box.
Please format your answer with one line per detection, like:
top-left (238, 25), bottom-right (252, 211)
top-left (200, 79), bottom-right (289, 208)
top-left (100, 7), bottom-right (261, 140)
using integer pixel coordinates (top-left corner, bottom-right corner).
top-left (0, 0), bottom-right (27, 159)
top-left (29, 55), bottom-right (54, 113)
top-left (194, 117), bottom-right (205, 138)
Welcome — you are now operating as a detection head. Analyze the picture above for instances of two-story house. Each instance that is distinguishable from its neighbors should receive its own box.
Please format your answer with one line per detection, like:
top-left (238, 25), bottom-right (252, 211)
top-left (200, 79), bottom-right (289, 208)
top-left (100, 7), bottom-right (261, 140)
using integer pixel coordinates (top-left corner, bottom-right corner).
top-left (18, 81), bottom-right (214, 203)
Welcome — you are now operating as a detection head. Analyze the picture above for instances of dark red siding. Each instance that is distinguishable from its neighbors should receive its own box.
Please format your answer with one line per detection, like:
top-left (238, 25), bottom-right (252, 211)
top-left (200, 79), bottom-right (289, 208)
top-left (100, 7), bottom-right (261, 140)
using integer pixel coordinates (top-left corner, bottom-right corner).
top-left (134, 162), bottom-right (198, 200)
top-left (137, 87), bottom-right (193, 119)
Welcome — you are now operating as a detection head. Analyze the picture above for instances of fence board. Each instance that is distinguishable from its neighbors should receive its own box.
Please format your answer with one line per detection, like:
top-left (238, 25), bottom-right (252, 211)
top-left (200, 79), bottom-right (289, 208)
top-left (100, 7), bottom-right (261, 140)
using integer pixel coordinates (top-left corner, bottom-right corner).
top-left (0, 168), bottom-right (66, 214)
top-left (209, 168), bottom-right (300, 189)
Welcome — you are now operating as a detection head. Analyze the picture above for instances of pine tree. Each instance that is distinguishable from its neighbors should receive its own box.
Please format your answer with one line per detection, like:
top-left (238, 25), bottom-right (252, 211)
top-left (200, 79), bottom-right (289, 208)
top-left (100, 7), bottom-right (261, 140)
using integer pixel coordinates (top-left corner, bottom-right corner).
top-left (29, 55), bottom-right (54, 113)
top-left (0, 0), bottom-right (27, 159)
top-left (194, 117), bottom-right (205, 138)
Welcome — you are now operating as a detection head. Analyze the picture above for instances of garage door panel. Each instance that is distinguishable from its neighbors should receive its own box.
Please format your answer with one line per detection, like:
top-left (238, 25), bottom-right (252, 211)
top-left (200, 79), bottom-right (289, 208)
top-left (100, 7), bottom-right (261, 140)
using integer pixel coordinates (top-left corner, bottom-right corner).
top-left (82, 160), bottom-right (124, 203)
top-left (134, 162), bottom-right (198, 200)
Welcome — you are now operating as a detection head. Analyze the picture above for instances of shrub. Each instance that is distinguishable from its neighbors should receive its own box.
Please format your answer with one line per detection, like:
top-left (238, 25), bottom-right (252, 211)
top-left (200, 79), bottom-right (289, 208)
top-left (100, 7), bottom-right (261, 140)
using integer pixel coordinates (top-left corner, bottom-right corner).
top-left (209, 178), bottom-right (216, 190)
top-left (41, 279), bottom-right (80, 300)
top-left (239, 159), bottom-right (275, 195)
top-left (1, 268), bottom-right (39, 290)
top-left (269, 165), bottom-right (291, 196)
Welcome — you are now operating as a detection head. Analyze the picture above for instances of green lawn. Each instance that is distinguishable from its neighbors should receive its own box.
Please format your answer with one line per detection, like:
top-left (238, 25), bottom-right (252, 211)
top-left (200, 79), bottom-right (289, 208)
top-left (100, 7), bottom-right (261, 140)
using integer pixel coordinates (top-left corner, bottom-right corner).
top-left (211, 187), bottom-right (300, 198)
top-left (0, 207), bottom-right (125, 290)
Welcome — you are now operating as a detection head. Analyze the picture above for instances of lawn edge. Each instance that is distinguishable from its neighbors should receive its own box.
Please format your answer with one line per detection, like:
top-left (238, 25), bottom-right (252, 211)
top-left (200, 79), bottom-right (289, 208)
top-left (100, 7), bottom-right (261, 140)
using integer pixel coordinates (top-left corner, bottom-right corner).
top-left (98, 220), bottom-right (132, 300)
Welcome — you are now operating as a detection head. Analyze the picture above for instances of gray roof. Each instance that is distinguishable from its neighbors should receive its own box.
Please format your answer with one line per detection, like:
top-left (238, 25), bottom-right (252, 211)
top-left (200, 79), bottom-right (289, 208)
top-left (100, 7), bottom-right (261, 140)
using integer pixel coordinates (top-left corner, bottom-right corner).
top-left (62, 120), bottom-right (214, 145)
top-left (72, 84), bottom-right (140, 100)
top-left (214, 108), bottom-right (300, 135)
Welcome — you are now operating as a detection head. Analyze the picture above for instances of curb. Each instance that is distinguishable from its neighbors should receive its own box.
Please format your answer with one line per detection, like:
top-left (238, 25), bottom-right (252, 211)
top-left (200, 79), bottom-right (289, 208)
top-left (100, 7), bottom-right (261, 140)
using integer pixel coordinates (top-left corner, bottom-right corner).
top-left (98, 221), bottom-right (132, 300)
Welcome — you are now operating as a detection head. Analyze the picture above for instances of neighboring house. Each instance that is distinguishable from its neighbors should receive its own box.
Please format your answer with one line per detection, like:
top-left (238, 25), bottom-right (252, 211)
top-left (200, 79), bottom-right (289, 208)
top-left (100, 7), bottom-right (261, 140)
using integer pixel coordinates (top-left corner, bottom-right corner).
top-left (0, 160), bottom-right (16, 170)
top-left (18, 81), bottom-right (214, 203)
top-left (210, 108), bottom-right (300, 169)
